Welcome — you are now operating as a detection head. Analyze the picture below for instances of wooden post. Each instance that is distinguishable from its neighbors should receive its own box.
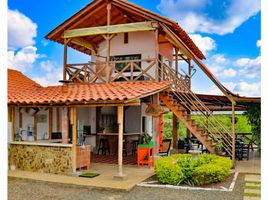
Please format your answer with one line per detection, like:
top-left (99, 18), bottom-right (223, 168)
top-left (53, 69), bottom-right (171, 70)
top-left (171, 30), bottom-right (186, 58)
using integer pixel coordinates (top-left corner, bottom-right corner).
top-left (56, 108), bottom-right (60, 132)
top-left (71, 107), bottom-right (77, 173)
top-left (232, 103), bottom-right (236, 167)
top-left (106, 2), bottom-right (111, 83)
top-left (19, 109), bottom-right (22, 129)
top-left (155, 28), bottom-right (159, 81)
top-left (114, 105), bottom-right (127, 180)
top-left (11, 107), bottom-right (15, 142)
top-left (63, 38), bottom-right (68, 81)
top-left (34, 112), bottom-right (37, 141)
top-left (61, 107), bottom-right (69, 144)
top-left (49, 108), bottom-right (53, 140)
top-left (172, 113), bottom-right (178, 148)
top-left (175, 48), bottom-right (178, 76)
top-left (152, 94), bottom-right (159, 157)
top-left (188, 58), bottom-right (191, 88)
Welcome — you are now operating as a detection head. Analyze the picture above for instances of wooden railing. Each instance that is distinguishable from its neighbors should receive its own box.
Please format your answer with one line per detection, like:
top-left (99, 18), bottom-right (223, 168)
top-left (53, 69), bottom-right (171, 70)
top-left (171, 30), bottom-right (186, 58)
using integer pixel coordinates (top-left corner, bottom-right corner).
top-left (158, 61), bottom-right (233, 157)
top-left (65, 58), bottom-right (191, 86)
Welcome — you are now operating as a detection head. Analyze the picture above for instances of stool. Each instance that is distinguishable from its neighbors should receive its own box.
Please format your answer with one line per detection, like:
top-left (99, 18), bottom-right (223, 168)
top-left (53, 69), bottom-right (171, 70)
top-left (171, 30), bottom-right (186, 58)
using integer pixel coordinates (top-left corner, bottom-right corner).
top-left (115, 139), bottom-right (127, 156)
top-left (131, 140), bottom-right (139, 155)
top-left (97, 138), bottom-right (110, 155)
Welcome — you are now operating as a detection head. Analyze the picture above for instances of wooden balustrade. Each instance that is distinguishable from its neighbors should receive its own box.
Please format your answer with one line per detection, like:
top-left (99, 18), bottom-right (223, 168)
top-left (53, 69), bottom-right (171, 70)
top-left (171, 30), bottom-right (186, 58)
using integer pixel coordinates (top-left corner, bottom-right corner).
top-left (64, 59), bottom-right (190, 89)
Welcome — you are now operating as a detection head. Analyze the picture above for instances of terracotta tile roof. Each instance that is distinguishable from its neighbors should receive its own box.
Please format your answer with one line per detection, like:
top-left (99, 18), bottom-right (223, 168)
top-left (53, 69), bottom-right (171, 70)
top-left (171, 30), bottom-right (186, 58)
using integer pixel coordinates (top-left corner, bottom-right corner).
top-left (8, 69), bottom-right (171, 105)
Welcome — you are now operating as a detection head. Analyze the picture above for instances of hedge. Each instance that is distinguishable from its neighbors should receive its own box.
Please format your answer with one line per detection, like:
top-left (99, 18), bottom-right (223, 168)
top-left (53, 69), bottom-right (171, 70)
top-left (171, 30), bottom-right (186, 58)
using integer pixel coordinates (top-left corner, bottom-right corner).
top-left (155, 154), bottom-right (232, 186)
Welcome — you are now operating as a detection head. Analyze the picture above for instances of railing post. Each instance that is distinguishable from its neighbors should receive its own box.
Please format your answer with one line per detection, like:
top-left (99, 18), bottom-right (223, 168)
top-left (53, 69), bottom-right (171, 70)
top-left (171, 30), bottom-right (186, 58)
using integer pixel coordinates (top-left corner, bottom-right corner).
top-left (63, 38), bottom-right (68, 81)
top-left (154, 27), bottom-right (159, 81)
top-left (232, 102), bottom-right (236, 167)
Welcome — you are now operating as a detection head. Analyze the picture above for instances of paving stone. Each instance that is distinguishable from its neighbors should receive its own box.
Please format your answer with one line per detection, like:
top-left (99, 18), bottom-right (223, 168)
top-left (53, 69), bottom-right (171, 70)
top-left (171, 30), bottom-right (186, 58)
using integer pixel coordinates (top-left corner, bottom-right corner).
top-left (244, 188), bottom-right (261, 194)
top-left (243, 196), bottom-right (261, 200)
top-left (245, 182), bottom-right (260, 187)
top-left (245, 175), bottom-right (261, 182)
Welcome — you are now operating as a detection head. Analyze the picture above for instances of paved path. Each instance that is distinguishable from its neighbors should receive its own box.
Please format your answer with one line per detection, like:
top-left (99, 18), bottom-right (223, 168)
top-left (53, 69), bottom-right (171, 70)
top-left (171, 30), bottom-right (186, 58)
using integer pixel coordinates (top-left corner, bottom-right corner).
top-left (243, 174), bottom-right (261, 200)
top-left (9, 174), bottom-right (245, 200)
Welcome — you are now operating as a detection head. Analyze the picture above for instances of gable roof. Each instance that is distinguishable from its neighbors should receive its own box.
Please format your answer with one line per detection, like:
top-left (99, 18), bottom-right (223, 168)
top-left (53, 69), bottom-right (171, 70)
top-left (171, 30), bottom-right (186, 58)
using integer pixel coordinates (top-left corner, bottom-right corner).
top-left (45, 0), bottom-right (205, 59)
top-left (8, 69), bottom-right (171, 105)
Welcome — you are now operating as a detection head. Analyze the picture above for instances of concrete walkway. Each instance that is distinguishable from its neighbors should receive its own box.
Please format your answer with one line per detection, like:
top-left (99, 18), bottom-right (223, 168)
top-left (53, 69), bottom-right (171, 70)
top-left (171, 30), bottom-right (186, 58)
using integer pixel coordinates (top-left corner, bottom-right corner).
top-left (235, 151), bottom-right (261, 174)
top-left (8, 163), bottom-right (154, 191)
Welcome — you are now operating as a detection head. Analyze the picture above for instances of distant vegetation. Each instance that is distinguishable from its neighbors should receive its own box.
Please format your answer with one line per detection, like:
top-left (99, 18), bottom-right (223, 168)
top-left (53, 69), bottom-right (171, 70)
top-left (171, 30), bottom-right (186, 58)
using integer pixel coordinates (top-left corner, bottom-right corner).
top-left (163, 112), bottom-right (252, 140)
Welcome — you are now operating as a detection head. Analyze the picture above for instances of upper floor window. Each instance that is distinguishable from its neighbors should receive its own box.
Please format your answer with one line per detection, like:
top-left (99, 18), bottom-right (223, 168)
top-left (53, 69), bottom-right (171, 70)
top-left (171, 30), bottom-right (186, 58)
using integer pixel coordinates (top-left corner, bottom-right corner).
top-left (111, 54), bottom-right (141, 72)
top-left (124, 33), bottom-right (128, 44)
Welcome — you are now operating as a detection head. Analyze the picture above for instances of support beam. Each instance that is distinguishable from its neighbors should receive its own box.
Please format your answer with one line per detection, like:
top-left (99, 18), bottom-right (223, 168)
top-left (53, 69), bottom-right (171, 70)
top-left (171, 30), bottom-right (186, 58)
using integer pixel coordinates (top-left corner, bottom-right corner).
top-left (11, 107), bottom-right (15, 142)
top-left (172, 113), bottom-right (178, 148)
top-left (49, 108), bottom-right (53, 140)
top-left (56, 108), bottom-right (60, 132)
top-left (175, 47), bottom-right (178, 76)
top-left (155, 27), bottom-right (159, 81)
top-left (188, 58), bottom-right (192, 88)
top-left (152, 94), bottom-right (159, 157)
top-left (19, 108), bottom-right (22, 129)
top-left (114, 105), bottom-right (127, 180)
top-left (63, 22), bottom-right (156, 38)
top-left (232, 103), bottom-right (236, 167)
top-left (63, 39), bottom-right (68, 81)
top-left (61, 107), bottom-right (69, 144)
top-left (70, 38), bottom-right (96, 52)
top-left (34, 112), bottom-right (37, 141)
top-left (70, 107), bottom-right (77, 173)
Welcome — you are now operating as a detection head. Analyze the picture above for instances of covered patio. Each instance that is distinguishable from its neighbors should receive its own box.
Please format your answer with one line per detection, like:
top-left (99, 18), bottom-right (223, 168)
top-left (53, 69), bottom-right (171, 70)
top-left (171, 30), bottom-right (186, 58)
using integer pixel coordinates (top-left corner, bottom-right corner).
top-left (8, 69), bottom-right (170, 179)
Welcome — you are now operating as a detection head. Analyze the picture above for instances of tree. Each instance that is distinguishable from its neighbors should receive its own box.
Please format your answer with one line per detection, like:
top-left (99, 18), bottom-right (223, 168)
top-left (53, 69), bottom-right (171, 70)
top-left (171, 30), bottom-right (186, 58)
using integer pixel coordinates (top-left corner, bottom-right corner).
top-left (243, 104), bottom-right (261, 149)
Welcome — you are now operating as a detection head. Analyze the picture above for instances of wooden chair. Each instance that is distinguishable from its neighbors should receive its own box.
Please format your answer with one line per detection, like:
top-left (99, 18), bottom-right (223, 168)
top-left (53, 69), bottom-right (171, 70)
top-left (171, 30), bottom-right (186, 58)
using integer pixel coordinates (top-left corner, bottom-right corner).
top-left (159, 139), bottom-right (172, 156)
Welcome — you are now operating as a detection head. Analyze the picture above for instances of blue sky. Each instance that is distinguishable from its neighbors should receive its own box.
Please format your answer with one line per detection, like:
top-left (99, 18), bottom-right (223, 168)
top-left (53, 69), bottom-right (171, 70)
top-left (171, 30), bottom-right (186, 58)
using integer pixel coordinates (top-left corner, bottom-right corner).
top-left (7, 0), bottom-right (261, 96)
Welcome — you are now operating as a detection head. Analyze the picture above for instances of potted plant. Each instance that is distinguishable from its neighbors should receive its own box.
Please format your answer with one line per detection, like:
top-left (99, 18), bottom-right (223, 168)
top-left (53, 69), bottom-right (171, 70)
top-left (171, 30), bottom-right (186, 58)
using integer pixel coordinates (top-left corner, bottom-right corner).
top-left (138, 132), bottom-right (153, 147)
top-left (137, 133), bottom-right (154, 167)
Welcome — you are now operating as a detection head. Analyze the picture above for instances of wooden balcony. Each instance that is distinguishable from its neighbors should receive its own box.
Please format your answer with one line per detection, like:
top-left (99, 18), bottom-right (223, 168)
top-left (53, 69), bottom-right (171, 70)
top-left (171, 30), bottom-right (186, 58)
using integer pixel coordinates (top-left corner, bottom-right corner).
top-left (64, 59), bottom-right (190, 90)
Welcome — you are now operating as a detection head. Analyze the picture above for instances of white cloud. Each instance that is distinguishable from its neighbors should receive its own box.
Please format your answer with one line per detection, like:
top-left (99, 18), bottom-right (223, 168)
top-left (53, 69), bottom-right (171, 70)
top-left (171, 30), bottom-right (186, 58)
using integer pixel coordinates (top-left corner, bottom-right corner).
top-left (32, 61), bottom-right (62, 86)
top-left (234, 56), bottom-right (260, 79)
top-left (8, 9), bottom-right (37, 49)
top-left (40, 60), bottom-right (55, 72)
top-left (235, 56), bottom-right (261, 67)
top-left (189, 34), bottom-right (216, 55)
top-left (196, 81), bottom-right (260, 97)
top-left (256, 40), bottom-right (261, 48)
top-left (8, 46), bottom-right (40, 72)
top-left (220, 68), bottom-right (237, 78)
top-left (157, 0), bottom-right (260, 35)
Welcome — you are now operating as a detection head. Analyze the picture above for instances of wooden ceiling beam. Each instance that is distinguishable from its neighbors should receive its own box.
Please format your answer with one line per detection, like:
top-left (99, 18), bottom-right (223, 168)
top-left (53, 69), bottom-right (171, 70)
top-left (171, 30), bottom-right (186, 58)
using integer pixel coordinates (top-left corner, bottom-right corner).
top-left (63, 21), bottom-right (156, 39)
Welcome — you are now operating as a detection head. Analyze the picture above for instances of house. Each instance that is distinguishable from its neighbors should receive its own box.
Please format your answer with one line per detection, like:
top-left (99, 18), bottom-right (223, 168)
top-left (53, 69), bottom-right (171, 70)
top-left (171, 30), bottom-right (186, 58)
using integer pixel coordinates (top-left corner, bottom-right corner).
top-left (7, 0), bottom-right (260, 178)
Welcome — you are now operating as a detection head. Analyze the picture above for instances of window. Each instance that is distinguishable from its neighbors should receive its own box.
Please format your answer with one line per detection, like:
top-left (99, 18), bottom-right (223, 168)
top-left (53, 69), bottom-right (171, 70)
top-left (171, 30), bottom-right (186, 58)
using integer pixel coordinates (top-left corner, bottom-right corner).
top-left (111, 54), bottom-right (141, 72)
top-left (124, 32), bottom-right (128, 44)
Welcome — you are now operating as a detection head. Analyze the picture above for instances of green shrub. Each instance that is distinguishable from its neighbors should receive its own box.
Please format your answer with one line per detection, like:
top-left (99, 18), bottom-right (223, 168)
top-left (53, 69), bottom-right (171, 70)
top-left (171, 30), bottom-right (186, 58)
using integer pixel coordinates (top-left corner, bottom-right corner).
top-left (155, 156), bottom-right (183, 185)
top-left (155, 154), bottom-right (232, 186)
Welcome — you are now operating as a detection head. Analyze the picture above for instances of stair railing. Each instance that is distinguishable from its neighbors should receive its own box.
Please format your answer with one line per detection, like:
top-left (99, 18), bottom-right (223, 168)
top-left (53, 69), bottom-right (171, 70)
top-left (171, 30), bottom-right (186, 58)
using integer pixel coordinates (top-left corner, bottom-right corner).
top-left (158, 61), bottom-right (233, 156)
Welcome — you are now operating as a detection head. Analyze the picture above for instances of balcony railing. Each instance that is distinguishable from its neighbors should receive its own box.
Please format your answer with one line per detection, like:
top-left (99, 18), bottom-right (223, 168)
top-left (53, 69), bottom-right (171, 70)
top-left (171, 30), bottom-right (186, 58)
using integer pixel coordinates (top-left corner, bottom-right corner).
top-left (65, 59), bottom-right (190, 89)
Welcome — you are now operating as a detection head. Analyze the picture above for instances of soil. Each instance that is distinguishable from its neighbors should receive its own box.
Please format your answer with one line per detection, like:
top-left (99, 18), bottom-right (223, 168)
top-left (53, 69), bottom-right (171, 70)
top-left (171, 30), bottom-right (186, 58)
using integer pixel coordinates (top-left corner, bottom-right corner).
top-left (144, 172), bottom-right (236, 189)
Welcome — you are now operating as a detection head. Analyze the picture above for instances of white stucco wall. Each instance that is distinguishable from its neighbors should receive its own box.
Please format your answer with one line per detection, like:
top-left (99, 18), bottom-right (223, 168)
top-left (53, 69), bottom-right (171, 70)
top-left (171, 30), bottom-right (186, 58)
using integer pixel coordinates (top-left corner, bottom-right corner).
top-left (124, 106), bottom-right (141, 133)
top-left (92, 31), bottom-right (174, 80)
top-left (141, 103), bottom-right (153, 137)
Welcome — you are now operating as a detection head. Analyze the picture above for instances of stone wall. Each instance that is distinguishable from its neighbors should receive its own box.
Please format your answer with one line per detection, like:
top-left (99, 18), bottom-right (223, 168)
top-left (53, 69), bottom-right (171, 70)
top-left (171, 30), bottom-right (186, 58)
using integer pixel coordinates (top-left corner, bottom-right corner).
top-left (9, 144), bottom-right (73, 175)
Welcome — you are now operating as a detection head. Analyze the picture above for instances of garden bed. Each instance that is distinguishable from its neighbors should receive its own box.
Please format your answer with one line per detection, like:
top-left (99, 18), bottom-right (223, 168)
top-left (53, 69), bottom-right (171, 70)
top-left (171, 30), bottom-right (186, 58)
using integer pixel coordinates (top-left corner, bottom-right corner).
top-left (138, 172), bottom-right (238, 191)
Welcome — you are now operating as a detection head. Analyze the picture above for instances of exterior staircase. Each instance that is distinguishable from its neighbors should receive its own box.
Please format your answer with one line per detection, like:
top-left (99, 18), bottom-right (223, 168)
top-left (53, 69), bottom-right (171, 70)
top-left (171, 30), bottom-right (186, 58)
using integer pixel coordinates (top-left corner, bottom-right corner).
top-left (158, 60), bottom-right (233, 157)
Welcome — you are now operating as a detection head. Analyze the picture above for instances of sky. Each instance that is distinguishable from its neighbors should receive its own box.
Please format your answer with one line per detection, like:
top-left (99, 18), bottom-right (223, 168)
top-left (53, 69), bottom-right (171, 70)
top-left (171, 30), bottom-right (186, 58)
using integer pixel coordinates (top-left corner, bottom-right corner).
top-left (7, 0), bottom-right (261, 97)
